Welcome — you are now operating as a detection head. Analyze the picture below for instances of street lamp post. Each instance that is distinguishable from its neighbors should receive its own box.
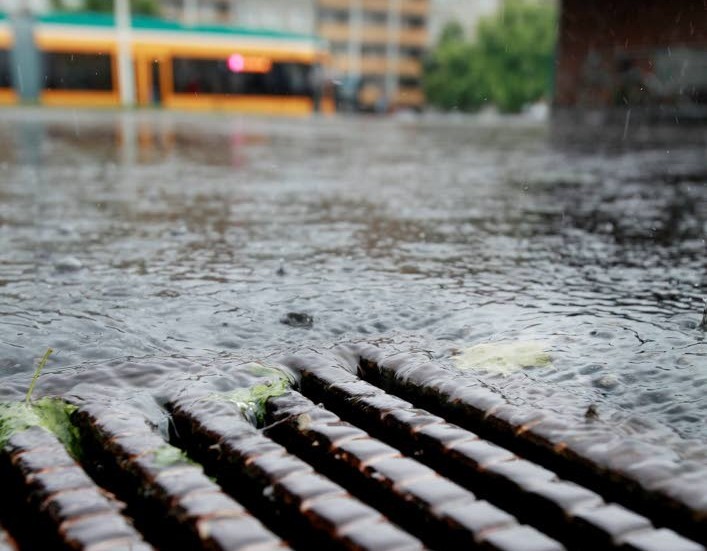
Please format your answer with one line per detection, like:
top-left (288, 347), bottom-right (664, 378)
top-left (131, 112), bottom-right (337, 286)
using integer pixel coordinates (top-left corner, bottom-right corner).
top-left (115, 0), bottom-right (135, 107)
top-left (348, 0), bottom-right (362, 82)
top-left (385, 0), bottom-right (401, 109)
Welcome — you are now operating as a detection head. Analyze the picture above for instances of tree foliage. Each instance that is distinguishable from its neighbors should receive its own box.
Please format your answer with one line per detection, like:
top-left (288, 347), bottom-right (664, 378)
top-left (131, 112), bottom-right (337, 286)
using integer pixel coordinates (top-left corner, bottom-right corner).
top-left (424, 0), bottom-right (557, 113)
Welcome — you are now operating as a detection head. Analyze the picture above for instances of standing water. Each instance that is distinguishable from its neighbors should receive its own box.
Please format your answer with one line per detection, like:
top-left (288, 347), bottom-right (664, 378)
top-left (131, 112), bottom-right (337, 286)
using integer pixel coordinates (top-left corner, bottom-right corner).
top-left (0, 109), bottom-right (705, 461)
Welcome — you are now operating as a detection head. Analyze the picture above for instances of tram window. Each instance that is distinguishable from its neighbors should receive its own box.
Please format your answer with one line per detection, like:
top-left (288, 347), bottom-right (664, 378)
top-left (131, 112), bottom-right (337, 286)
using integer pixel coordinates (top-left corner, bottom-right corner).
top-left (172, 58), bottom-right (312, 96)
top-left (0, 49), bottom-right (10, 88)
top-left (42, 52), bottom-right (113, 91)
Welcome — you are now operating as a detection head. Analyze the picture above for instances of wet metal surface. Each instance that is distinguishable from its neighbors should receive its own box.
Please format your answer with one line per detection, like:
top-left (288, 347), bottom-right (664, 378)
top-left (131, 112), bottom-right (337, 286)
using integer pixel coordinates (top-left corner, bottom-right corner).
top-left (2, 358), bottom-right (705, 550)
top-left (0, 108), bottom-right (705, 458)
top-left (288, 353), bottom-right (706, 545)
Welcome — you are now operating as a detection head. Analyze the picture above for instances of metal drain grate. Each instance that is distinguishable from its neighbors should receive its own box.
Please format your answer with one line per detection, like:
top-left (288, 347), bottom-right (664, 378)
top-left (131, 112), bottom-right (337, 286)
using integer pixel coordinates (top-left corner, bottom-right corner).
top-left (0, 358), bottom-right (705, 551)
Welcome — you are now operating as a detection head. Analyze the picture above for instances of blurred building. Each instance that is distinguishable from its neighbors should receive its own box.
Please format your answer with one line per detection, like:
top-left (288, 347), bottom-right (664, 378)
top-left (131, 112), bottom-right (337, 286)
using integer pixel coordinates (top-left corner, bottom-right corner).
top-left (161, 0), bottom-right (316, 32)
top-left (162, 1), bottom-right (431, 112)
top-left (426, 0), bottom-right (501, 45)
top-left (0, 0), bottom-right (51, 13)
top-left (0, 0), bottom-right (432, 113)
top-left (317, 0), bottom-right (428, 111)
top-left (229, 0), bottom-right (315, 34)
top-left (159, 0), bottom-right (229, 24)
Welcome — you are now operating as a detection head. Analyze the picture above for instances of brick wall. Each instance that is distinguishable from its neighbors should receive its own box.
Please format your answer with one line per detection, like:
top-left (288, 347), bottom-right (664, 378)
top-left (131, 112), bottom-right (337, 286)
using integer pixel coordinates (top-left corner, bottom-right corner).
top-left (555, 0), bottom-right (707, 108)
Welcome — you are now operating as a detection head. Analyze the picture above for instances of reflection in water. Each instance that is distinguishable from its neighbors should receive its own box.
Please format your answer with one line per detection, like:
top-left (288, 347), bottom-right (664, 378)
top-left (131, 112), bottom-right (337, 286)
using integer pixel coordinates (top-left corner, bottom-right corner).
top-left (3, 110), bottom-right (270, 169)
top-left (0, 109), bottom-right (705, 456)
top-left (16, 119), bottom-right (44, 167)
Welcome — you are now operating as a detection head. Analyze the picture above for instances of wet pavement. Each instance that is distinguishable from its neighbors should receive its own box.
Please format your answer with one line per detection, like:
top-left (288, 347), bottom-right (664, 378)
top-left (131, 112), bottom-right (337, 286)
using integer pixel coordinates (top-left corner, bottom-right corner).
top-left (0, 107), bottom-right (705, 454)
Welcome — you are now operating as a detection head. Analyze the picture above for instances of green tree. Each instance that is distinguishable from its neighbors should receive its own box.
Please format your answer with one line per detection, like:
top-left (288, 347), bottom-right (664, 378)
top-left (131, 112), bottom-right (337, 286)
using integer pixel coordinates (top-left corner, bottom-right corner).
top-left (423, 22), bottom-right (490, 111)
top-left (424, 0), bottom-right (557, 113)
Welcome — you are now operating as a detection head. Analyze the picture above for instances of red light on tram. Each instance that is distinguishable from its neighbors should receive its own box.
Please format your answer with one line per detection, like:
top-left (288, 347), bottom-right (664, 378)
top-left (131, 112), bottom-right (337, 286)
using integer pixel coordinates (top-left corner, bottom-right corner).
top-left (228, 53), bottom-right (245, 73)
top-left (227, 53), bottom-right (272, 74)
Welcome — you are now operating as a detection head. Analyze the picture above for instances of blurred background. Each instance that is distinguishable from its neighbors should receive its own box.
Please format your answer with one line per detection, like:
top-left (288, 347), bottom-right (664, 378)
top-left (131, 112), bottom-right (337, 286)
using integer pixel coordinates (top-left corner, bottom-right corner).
top-left (0, 0), bottom-right (704, 128)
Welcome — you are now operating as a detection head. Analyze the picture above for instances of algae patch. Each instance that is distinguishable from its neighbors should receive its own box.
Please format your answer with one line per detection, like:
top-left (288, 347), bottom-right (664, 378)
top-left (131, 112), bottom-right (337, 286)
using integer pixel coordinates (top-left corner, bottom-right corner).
top-left (0, 402), bottom-right (41, 448)
top-left (32, 397), bottom-right (80, 457)
top-left (0, 397), bottom-right (80, 456)
top-left (453, 340), bottom-right (552, 376)
top-left (214, 368), bottom-right (293, 425)
top-left (1, 348), bottom-right (81, 456)
top-left (152, 445), bottom-right (194, 467)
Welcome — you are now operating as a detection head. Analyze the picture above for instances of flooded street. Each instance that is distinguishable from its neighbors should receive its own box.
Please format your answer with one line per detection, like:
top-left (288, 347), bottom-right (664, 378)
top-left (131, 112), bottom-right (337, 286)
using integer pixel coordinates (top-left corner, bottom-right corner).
top-left (0, 108), bottom-right (705, 454)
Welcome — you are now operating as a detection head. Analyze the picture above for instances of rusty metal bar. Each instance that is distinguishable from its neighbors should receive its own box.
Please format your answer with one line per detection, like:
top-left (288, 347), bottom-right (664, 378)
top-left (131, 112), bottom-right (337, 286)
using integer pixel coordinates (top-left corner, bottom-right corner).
top-left (294, 363), bottom-right (704, 551)
top-left (351, 355), bottom-right (707, 546)
top-left (1, 353), bottom-right (704, 551)
top-left (264, 390), bottom-right (565, 551)
top-left (0, 426), bottom-right (151, 550)
top-left (168, 395), bottom-right (425, 551)
top-left (73, 402), bottom-right (287, 551)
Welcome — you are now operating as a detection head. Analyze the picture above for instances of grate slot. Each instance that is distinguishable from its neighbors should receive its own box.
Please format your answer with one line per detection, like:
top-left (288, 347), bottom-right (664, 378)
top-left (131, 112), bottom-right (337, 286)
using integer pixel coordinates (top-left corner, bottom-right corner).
top-left (264, 390), bottom-right (566, 551)
top-left (72, 401), bottom-right (287, 551)
top-left (294, 363), bottom-right (704, 551)
top-left (167, 395), bottom-right (425, 551)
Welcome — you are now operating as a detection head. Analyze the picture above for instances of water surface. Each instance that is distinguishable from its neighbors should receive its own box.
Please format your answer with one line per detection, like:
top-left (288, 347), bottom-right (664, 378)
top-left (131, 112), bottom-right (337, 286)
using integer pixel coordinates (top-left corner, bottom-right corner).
top-left (0, 109), bottom-right (705, 452)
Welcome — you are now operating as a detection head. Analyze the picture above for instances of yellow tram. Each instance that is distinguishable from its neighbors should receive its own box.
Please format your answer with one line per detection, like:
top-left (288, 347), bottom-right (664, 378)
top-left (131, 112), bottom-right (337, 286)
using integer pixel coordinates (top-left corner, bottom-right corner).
top-left (1, 11), bottom-right (332, 115)
top-left (0, 13), bottom-right (16, 105)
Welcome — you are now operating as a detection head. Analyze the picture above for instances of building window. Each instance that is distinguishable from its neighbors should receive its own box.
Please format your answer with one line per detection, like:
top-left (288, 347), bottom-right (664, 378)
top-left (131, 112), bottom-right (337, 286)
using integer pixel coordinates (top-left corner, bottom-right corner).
top-left (363, 11), bottom-right (387, 25)
top-left (402, 15), bottom-right (424, 28)
top-left (172, 58), bottom-right (312, 96)
top-left (42, 52), bottom-right (113, 91)
top-left (362, 44), bottom-right (386, 56)
top-left (331, 42), bottom-right (349, 54)
top-left (400, 47), bottom-right (423, 58)
top-left (399, 76), bottom-right (420, 88)
top-left (362, 75), bottom-right (385, 87)
top-left (318, 9), bottom-right (348, 23)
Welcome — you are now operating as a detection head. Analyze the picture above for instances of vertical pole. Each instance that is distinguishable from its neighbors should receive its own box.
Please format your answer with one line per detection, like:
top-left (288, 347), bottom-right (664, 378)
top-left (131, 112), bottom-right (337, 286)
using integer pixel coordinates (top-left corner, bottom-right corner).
top-left (385, 0), bottom-right (401, 109)
top-left (120, 110), bottom-right (137, 167)
top-left (115, 0), bottom-right (135, 107)
top-left (10, 13), bottom-right (41, 102)
top-left (348, 0), bottom-right (362, 82)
